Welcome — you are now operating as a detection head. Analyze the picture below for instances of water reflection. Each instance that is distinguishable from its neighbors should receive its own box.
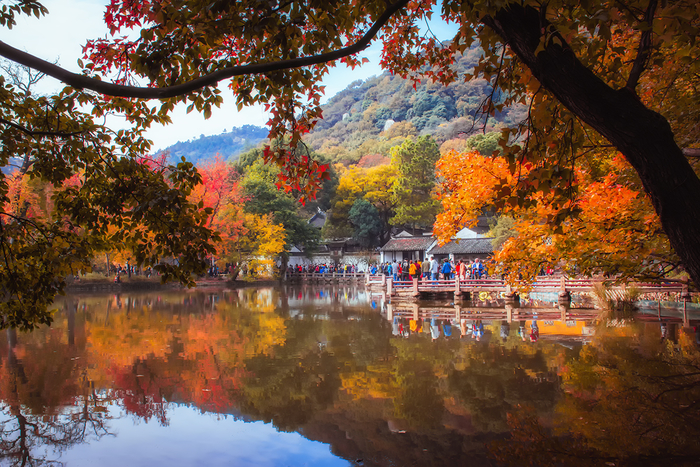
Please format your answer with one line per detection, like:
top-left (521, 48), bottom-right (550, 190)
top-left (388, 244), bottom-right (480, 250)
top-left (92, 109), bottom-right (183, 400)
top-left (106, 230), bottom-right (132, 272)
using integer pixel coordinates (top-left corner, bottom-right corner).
top-left (1, 286), bottom-right (699, 466)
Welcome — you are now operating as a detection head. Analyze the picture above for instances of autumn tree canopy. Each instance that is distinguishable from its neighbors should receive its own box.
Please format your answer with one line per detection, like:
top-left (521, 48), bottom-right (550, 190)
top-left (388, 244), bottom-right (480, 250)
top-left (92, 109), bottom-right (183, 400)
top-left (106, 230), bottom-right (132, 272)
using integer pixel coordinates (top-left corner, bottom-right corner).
top-left (1, 0), bottom-right (700, 329)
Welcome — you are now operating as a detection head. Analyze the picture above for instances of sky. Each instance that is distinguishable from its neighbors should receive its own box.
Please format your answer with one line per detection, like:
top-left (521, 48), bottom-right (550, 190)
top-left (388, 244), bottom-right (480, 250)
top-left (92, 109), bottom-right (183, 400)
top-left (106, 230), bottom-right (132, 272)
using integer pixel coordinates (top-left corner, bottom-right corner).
top-left (0, 0), bottom-right (456, 152)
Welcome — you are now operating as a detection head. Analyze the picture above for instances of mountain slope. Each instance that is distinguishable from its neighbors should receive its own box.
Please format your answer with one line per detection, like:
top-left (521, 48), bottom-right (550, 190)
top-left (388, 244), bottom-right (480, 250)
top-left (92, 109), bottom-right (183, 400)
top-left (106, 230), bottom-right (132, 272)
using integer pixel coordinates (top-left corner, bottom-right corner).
top-left (159, 124), bottom-right (268, 165)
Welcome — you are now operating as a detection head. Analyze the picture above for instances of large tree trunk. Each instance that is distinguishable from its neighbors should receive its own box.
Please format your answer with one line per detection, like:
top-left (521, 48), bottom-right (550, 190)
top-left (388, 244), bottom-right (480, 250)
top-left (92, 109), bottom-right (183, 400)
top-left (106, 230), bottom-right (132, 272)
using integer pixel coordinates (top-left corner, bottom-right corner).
top-left (484, 4), bottom-right (700, 289)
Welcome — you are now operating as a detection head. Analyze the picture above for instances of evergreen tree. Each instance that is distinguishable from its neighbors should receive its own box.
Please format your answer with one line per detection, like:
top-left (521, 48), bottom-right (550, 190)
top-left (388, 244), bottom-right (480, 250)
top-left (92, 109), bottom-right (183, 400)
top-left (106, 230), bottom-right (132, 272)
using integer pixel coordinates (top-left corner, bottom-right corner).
top-left (390, 136), bottom-right (441, 232)
top-left (348, 199), bottom-right (382, 248)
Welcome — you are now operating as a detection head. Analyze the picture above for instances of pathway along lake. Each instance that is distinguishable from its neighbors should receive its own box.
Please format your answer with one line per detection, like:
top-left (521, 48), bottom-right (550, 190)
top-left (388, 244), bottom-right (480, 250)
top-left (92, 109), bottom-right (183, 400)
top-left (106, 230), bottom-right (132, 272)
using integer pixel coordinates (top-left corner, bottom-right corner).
top-left (2, 285), bottom-right (700, 466)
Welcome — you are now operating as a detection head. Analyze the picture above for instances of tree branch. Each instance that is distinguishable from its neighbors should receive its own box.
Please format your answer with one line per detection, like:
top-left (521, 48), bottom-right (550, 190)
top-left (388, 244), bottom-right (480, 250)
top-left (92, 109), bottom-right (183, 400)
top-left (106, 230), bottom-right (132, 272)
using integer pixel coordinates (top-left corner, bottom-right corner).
top-left (0, 118), bottom-right (84, 138)
top-left (0, 0), bottom-right (410, 100)
top-left (625, 0), bottom-right (658, 93)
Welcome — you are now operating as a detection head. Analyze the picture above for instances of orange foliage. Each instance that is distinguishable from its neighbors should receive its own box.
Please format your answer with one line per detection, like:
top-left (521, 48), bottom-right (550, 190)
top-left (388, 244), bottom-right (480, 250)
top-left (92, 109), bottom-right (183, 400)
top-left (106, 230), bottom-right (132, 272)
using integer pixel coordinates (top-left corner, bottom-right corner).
top-left (436, 150), bottom-right (673, 283)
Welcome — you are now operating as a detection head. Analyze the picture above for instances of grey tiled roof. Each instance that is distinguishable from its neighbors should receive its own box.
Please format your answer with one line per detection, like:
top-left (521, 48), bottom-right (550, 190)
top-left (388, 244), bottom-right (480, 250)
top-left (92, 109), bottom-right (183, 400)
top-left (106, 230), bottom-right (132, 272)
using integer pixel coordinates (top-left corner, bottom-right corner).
top-left (428, 238), bottom-right (494, 255)
top-left (380, 236), bottom-right (436, 252)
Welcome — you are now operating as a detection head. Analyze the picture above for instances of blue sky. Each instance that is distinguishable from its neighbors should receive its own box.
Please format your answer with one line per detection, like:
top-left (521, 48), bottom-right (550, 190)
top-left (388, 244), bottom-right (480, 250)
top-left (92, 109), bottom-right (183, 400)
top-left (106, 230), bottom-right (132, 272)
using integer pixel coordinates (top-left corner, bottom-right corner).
top-left (54, 404), bottom-right (353, 467)
top-left (0, 0), bottom-right (457, 151)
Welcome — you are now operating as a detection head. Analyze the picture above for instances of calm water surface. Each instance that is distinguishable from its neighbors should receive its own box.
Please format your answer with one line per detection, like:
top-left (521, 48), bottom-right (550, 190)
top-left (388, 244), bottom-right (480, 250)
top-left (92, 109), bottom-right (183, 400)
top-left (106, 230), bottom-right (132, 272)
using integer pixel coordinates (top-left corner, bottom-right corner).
top-left (2, 285), bottom-right (700, 466)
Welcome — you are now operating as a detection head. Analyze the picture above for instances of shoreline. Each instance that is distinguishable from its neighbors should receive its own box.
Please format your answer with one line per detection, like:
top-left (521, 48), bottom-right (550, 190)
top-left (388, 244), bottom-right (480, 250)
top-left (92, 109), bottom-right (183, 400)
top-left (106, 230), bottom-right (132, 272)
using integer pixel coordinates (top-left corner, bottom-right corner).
top-left (65, 277), bottom-right (283, 293)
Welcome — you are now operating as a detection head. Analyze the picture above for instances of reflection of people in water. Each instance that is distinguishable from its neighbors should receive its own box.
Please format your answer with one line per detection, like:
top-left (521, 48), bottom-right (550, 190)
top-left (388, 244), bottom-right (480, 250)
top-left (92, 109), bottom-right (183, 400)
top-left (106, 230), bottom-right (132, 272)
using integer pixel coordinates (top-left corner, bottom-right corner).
top-left (410, 318), bottom-right (423, 333)
top-left (473, 320), bottom-right (484, 341)
top-left (660, 321), bottom-right (668, 341)
top-left (443, 319), bottom-right (452, 338)
top-left (517, 320), bottom-right (527, 341)
top-left (460, 319), bottom-right (470, 338)
top-left (392, 316), bottom-right (400, 336)
top-left (399, 318), bottom-right (410, 338)
top-left (500, 320), bottom-right (510, 343)
top-left (430, 317), bottom-right (441, 341)
top-left (530, 321), bottom-right (540, 343)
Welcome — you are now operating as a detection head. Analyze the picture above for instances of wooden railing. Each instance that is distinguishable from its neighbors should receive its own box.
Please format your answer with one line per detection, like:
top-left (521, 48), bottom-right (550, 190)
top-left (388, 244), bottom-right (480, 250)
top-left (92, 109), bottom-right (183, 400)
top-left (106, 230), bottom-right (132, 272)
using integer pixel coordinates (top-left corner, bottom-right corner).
top-left (365, 274), bottom-right (691, 301)
top-left (286, 271), bottom-right (366, 281)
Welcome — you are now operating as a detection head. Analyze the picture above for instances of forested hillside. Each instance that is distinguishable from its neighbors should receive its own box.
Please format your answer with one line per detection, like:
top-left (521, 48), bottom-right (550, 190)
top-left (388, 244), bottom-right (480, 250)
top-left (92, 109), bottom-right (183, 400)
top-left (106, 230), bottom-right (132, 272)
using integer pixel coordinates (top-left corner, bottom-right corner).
top-left (159, 124), bottom-right (268, 165)
top-left (158, 44), bottom-right (525, 168)
top-left (304, 44), bottom-right (526, 165)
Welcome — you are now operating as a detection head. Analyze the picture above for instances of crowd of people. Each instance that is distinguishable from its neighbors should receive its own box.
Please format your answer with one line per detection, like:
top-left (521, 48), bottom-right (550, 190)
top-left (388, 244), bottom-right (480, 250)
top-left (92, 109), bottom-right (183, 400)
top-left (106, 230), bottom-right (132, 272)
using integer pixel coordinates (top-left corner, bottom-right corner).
top-left (112, 263), bottom-right (155, 283)
top-left (289, 263), bottom-right (362, 275)
top-left (370, 256), bottom-right (487, 281)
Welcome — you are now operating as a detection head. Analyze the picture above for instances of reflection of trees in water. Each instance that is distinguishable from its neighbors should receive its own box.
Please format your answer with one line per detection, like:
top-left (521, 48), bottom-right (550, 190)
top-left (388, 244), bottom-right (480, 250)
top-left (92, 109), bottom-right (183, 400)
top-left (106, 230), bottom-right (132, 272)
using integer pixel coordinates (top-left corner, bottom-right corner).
top-left (491, 324), bottom-right (700, 466)
top-left (0, 328), bottom-right (113, 466)
top-left (449, 345), bottom-right (559, 433)
top-left (394, 359), bottom-right (445, 429)
top-left (241, 318), bottom-right (343, 431)
top-left (3, 289), bottom-right (635, 466)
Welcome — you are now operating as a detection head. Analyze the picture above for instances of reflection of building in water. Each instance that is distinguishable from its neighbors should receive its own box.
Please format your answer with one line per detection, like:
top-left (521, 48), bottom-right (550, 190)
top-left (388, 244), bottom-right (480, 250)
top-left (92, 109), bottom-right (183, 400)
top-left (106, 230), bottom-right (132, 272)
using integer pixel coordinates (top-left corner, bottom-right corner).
top-left (281, 284), bottom-right (380, 319)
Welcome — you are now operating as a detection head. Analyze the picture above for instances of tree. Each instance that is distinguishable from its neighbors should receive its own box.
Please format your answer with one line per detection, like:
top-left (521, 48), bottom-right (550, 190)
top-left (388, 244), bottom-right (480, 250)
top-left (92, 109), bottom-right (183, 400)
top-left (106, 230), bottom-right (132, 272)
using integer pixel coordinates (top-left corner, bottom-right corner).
top-left (431, 0), bottom-right (700, 287)
top-left (435, 150), bottom-right (676, 283)
top-left (240, 157), bottom-right (320, 259)
top-left (390, 135), bottom-right (441, 231)
top-left (348, 198), bottom-right (382, 248)
top-left (3, 0), bottom-right (700, 325)
top-left (233, 213), bottom-right (287, 277)
top-left (0, 86), bottom-right (216, 329)
top-left (186, 156), bottom-right (286, 272)
top-left (325, 163), bottom-right (397, 244)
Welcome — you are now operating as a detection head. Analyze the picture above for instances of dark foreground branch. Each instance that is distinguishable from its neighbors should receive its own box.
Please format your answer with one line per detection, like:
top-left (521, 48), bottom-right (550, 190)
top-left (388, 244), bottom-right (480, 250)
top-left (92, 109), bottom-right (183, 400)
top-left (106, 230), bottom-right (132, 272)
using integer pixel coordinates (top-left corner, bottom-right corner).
top-left (0, 0), bottom-right (410, 99)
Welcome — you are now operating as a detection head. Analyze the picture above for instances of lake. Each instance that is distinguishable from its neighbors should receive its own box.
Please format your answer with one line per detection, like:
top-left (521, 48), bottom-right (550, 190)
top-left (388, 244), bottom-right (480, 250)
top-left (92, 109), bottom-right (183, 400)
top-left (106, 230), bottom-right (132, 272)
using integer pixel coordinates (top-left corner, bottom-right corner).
top-left (2, 285), bottom-right (700, 466)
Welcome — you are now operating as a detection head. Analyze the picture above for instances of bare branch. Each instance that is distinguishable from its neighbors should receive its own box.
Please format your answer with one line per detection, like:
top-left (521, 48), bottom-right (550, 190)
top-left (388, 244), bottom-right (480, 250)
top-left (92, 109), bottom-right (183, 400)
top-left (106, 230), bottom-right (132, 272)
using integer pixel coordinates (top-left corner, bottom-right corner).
top-left (0, 57), bottom-right (51, 94)
top-left (0, 0), bottom-right (410, 100)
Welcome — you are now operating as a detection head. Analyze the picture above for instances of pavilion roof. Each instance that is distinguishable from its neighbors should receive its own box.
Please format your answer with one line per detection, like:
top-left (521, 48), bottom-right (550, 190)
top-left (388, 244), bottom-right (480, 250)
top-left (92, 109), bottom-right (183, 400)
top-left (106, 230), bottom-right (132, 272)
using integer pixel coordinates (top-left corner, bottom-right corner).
top-left (380, 236), bottom-right (436, 252)
top-left (427, 238), bottom-right (494, 255)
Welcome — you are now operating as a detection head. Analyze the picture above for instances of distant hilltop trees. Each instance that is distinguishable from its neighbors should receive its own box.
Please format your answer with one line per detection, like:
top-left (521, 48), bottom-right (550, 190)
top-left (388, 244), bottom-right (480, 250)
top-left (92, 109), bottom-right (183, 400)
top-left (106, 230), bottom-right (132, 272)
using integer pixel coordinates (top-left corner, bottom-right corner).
top-left (157, 124), bottom-right (269, 165)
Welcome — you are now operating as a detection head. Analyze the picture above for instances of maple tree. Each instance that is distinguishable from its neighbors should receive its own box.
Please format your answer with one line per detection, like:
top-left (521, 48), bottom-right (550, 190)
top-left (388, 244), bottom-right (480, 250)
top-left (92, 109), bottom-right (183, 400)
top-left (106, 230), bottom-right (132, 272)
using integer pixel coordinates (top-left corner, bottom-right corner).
top-left (188, 157), bottom-right (286, 273)
top-left (435, 149), bottom-right (676, 283)
top-left (0, 12), bottom-right (218, 329)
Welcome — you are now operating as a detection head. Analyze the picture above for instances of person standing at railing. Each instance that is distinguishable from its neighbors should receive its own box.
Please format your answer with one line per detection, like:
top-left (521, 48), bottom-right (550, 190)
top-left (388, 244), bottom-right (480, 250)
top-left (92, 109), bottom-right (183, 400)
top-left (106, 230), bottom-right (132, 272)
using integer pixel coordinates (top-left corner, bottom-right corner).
top-left (422, 257), bottom-right (430, 280)
top-left (409, 260), bottom-right (417, 280)
top-left (472, 258), bottom-right (484, 279)
top-left (441, 259), bottom-right (452, 280)
top-left (430, 256), bottom-right (439, 281)
top-left (392, 260), bottom-right (399, 282)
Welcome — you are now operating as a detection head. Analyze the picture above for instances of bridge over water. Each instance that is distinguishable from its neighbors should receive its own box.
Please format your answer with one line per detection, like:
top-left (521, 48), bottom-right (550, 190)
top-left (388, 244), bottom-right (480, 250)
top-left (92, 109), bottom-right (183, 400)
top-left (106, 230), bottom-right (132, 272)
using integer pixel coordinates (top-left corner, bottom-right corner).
top-left (366, 275), bottom-right (692, 303)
